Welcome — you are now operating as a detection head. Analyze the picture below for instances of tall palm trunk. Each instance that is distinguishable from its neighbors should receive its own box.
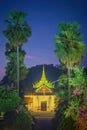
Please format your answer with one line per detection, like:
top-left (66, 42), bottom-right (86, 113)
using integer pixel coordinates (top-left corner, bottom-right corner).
top-left (67, 58), bottom-right (71, 102)
top-left (17, 46), bottom-right (19, 95)
top-left (67, 67), bottom-right (71, 102)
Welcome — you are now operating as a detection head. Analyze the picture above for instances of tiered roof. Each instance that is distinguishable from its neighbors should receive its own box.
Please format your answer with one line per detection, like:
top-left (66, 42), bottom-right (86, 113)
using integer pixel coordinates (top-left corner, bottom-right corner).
top-left (33, 66), bottom-right (54, 89)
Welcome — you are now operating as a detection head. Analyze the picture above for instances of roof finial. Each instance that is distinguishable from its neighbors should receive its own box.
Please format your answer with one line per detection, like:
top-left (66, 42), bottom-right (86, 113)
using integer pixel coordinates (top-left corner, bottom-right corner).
top-left (41, 65), bottom-right (46, 81)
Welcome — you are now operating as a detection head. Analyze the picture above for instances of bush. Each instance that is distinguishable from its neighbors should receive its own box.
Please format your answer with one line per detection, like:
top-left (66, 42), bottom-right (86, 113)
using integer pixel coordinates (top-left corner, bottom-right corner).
top-left (4, 110), bottom-right (33, 130)
top-left (4, 111), bottom-right (17, 130)
top-left (53, 99), bottom-right (76, 130)
top-left (14, 111), bottom-right (33, 130)
top-left (0, 88), bottom-right (20, 113)
top-left (57, 116), bottom-right (76, 130)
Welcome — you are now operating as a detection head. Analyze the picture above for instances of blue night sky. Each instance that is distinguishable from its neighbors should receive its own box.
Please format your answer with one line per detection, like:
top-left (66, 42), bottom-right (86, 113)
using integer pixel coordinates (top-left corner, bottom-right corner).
top-left (0, 0), bottom-right (87, 80)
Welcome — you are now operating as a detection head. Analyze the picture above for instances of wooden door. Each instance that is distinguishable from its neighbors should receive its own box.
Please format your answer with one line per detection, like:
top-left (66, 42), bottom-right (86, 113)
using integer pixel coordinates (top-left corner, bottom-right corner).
top-left (41, 101), bottom-right (47, 111)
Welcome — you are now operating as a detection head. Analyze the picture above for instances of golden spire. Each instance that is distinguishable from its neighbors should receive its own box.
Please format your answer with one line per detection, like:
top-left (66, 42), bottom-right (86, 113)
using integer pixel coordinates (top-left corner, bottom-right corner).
top-left (33, 65), bottom-right (54, 88)
top-left (40, 65), bottom-right (47, 82)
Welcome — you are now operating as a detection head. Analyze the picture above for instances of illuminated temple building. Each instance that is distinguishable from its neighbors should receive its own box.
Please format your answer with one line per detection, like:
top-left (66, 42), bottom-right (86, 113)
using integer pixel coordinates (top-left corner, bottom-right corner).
top-left (24, 66), bottom-right (56, 112)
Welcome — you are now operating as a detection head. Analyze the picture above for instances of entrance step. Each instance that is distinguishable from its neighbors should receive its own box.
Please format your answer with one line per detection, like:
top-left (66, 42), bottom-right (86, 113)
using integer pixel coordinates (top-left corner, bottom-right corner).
top-left (31, 111), bottom-right (55, 118)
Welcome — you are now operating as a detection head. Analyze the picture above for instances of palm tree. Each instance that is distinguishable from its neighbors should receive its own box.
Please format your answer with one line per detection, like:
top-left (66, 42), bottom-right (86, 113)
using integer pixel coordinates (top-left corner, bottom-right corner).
top-left (54, 22), bottom-right (85, 101)
top-left (3, 10), bottom-right (31, 95)
top-left (5, 42), bottom-right (28, 87)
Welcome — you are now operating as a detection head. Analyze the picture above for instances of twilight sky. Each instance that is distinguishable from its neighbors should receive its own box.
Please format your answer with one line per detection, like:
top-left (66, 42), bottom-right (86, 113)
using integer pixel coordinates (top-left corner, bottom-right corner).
top-left (0, 0), bottom-right (87, 80)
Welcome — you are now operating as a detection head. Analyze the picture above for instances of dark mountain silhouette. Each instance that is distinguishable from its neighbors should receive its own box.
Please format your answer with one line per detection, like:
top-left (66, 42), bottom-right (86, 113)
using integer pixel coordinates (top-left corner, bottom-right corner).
top-left (0, 64), bottom-right (62, 88)
top-left (21, 64), bottom-right (62, 90)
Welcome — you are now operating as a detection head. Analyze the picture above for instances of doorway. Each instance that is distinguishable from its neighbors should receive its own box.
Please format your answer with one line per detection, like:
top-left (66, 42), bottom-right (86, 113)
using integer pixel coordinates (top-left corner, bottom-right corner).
top-left (41, 101), bottom-right (47, 111)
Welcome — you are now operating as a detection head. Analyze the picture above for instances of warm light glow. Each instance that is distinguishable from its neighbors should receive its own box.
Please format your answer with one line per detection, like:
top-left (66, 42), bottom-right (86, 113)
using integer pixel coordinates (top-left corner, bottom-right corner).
top-left (24, 95), bottom-right (56, 112)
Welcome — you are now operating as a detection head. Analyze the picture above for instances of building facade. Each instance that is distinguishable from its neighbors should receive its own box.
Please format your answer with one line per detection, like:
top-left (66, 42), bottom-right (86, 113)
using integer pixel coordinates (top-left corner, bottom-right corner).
top-left (24, 66), bottom-right (56, 112)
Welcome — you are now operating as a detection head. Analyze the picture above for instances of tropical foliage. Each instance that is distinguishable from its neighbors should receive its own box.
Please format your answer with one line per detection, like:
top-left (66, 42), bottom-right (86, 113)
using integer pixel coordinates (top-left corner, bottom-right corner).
top-left (0, 88), bottom-right (20, 113)
top-left (57, 71), bottom-right (68, 99)
top-left (3, 10), bottom-right (31, 46)
top-left (54, 22), bottom-right (85, 68)
top-left (65, 67), bottom-right (87, 129)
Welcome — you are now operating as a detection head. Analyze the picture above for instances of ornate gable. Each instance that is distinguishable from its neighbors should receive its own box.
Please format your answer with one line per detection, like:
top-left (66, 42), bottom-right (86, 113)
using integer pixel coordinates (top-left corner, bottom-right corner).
top-left (35, 84), bottom-right (53, 94)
